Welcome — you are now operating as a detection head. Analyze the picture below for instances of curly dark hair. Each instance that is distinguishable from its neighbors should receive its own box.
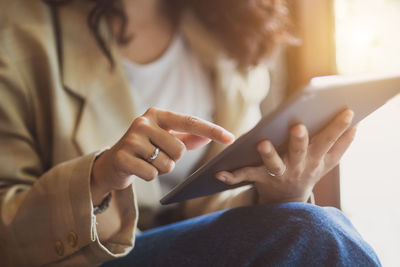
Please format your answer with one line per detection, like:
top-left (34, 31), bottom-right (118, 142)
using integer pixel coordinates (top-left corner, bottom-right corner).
top-left (190, 0), bottom-right (291, 68)
top-left (46, 0), bottom-right (291, 70)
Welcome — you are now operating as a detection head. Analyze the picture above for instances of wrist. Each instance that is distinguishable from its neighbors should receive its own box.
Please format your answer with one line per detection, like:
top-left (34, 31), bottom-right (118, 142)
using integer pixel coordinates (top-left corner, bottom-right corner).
top-left (91, 150), bottom-right (112, 205)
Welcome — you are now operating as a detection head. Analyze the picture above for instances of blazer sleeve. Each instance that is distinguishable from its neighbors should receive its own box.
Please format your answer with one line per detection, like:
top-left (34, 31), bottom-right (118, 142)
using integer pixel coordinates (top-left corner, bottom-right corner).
top-left (0, 45), bottom-right (138, 266)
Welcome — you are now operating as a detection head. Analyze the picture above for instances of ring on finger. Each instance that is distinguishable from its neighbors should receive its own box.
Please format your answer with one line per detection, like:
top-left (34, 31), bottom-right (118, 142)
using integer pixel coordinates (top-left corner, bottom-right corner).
top-left (266, 164), bottom-right (287, 177)
top-left (148, 147), bottom-right (160, 163)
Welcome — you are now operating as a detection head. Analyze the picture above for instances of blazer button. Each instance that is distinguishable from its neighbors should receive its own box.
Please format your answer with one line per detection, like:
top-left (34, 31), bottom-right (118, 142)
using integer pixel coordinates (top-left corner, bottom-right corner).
top-left (67, 231), bottom-right (78, 248)
top-left (55, 240), bottom-right (64, 256)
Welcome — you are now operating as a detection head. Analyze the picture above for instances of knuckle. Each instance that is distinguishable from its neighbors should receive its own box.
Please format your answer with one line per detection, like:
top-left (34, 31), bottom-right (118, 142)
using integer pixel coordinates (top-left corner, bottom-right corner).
top-left (184, 115), bottom-right (199, 128)
top-left (132, 117), bottom-right (151, 132)
top-left (145, 107), bottom-right (159, 116)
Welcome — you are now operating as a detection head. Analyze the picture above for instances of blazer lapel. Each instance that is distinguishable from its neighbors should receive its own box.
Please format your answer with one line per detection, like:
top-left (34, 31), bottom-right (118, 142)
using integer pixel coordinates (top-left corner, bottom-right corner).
top-left (58, 2), bottom-right (137, 155)
top-left (57, 2), bottom-right (163, 207)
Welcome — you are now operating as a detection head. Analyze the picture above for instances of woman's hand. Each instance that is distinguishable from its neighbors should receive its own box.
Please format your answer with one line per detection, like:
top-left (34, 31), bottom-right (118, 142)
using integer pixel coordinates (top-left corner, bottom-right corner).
top-left (216, 109), bottom-right (357, 205)
top-left (91, 107), bottom-right (234, 204)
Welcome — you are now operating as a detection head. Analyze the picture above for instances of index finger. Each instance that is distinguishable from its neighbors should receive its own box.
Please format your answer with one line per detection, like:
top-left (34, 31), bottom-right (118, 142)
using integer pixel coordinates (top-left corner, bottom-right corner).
top-left (153, 109), bottom-right (235, 144)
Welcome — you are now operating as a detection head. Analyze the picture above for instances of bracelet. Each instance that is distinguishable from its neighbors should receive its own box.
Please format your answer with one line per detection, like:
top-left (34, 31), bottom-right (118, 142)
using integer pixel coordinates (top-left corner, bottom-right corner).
top-left (93, 192), bottom-right (112, 215)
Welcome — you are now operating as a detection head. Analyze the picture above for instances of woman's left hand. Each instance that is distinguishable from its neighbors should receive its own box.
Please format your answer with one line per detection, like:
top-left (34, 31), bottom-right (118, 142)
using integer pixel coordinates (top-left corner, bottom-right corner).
top-left (216, 109), bottom-right (357, 205)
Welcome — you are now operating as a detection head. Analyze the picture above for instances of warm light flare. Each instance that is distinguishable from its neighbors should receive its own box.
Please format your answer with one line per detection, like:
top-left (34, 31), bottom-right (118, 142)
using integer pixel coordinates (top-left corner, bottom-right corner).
top-left (335, 1), bottom-right (400, 267)
top-left (335, 0), bottom-right (400, 74)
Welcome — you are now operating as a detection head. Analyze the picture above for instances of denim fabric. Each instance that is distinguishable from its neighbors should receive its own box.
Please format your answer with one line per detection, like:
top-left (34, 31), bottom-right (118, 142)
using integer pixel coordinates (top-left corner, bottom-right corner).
top-left (103, 203), bottom-right (381, 267)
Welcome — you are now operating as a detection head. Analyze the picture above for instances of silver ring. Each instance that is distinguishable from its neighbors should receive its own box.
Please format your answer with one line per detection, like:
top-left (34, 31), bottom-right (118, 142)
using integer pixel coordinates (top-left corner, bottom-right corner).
top-left (267, 165), bottom-right (287, 177)
top-left (148, 147), bottom-right (160, 162)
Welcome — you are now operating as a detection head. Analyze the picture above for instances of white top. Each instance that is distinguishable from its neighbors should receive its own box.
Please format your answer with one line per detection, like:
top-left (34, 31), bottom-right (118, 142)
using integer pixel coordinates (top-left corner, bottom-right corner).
top-left (122, 34), bottom-right (215, 195)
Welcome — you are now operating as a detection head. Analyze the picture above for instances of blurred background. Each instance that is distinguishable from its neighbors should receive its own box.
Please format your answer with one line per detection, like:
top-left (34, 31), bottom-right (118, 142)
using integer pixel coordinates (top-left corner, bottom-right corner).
top-left (262, 0), bottom-right (400, 266)
top-left (336, 1), bottom-right (400, 266)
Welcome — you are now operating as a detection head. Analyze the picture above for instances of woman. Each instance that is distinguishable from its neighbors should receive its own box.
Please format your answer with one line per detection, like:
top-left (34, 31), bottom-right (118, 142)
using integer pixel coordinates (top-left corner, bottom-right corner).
top-left (0, 0), bottom-right (380, 266)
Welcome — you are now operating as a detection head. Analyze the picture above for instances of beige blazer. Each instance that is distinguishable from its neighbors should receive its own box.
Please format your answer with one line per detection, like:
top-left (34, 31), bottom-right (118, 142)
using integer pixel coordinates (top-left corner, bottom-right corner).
top-left (0, 0), bottom-right (270, 266)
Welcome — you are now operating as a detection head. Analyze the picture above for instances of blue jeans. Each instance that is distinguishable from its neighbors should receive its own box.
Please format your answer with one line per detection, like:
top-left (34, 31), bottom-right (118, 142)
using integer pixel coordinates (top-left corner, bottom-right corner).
top-left (103, 203), bottom-right (380, 267)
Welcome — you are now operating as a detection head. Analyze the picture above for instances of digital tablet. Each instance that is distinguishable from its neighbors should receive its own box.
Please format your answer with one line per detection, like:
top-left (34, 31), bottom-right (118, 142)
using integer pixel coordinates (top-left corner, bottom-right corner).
top-left (160, 73), bottom-right (400, 205)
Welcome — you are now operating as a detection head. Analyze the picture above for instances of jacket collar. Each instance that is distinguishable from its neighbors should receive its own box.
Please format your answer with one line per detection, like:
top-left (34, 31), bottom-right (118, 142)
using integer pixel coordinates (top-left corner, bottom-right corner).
top-left (58, 2), bottom-right (137, 155)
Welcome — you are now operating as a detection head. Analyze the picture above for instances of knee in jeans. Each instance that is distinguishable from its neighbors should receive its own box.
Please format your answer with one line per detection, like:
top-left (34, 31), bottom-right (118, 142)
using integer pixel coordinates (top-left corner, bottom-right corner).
top-left (257, 201), bottom-right (335, 217)
top-left (223, 202), bottom-right (351, 242)
top-left (221, 203), bottom-right (380, 266)
top-left (253, 202), bottom-right (345, 233)
top-left (277, 202), bottom-right (339, 221)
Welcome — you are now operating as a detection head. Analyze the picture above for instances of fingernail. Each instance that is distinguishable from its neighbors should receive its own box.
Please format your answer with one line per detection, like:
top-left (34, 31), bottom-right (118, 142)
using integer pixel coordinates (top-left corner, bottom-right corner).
top-left (217, 174), bottom-right (227, 182)
top-left (344, 110), bottom-right (354, 124)
top-left (224, 132), bottom-right (235, 142)
top-left (263, 142), bottom-right (272, 153)
top-left (295, 125), bottom-right (306, 138)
